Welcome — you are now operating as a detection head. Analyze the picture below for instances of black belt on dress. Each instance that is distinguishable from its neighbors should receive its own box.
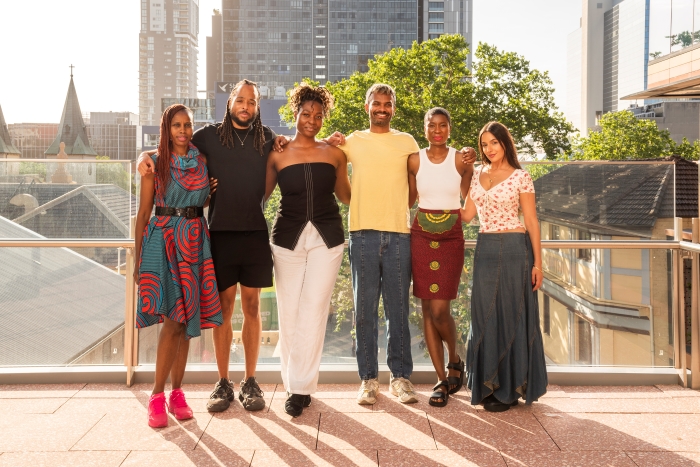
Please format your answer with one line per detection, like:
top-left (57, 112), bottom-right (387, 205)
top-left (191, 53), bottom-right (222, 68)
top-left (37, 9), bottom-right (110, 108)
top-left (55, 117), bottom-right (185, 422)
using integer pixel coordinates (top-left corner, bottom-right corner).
top-left (155, 206), bottom-right (204, 219)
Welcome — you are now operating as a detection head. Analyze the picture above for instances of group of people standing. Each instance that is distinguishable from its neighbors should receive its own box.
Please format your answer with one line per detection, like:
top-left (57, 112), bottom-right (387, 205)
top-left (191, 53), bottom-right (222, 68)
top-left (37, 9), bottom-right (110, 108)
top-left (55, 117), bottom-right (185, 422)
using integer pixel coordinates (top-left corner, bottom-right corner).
top-left (134, 79), bottom-right (548, 428)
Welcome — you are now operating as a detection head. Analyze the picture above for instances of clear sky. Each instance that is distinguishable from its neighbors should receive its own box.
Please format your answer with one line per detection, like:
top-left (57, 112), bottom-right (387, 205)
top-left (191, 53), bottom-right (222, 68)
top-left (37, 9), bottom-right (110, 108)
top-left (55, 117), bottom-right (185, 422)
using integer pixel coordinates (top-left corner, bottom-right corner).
top-left (0, 1), bottom-right (692, 125)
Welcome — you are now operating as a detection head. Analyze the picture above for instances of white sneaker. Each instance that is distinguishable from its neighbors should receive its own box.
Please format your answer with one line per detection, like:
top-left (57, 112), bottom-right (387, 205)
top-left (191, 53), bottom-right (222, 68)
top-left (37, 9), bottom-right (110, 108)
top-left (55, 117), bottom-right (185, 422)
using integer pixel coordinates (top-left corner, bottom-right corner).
top-left (357, 378), bottom-right (379, 405)
top-left (390, 376), bottom-right (418, 404)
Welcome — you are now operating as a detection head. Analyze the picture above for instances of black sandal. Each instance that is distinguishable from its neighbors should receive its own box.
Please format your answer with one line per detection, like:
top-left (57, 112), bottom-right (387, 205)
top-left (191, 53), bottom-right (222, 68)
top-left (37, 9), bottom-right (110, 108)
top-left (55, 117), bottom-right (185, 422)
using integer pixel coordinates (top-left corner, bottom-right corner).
top-left (446, 356), bottom-right (465, 394)
top-left (429, 380), bottom-right (449, 407)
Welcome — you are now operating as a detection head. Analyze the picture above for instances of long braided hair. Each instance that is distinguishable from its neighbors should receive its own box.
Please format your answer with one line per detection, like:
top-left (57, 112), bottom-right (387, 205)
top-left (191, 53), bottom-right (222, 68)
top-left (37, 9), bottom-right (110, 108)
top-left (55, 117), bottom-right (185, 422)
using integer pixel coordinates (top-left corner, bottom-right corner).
top-left (216, 79), bottom-right (266, 155)
top-left (156, 104), bottom-right (192, 195)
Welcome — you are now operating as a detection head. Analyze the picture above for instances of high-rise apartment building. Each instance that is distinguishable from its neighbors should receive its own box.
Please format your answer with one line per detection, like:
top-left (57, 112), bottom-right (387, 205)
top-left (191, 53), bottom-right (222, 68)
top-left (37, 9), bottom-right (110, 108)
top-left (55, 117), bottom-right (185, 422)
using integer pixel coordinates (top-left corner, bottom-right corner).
top-left (139, 0), bottom-right (200, 126)
top-left (219, 0), bottom-right (418, 93)
top-left (418, 0), bottom-right (473, 68)
top-left (567, 0), bottom-right (650, 134)
top-left (206, 9), bottom-right (223, 98)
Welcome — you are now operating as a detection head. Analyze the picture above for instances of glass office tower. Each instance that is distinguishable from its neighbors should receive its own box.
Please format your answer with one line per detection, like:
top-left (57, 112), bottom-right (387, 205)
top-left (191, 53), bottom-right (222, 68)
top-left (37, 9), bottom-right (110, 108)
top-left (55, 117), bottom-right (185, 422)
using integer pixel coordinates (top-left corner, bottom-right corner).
top-left (603, 0), bottom-right (650, 113)
top-left (221, 0), bottom-right (418, 93)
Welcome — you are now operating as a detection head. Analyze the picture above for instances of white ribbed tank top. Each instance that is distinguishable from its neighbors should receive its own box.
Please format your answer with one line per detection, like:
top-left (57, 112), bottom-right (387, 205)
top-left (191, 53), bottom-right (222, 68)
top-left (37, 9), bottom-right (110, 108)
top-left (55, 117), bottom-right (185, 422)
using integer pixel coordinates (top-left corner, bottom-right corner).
top-left (416, 147), bottom-right (462, 210)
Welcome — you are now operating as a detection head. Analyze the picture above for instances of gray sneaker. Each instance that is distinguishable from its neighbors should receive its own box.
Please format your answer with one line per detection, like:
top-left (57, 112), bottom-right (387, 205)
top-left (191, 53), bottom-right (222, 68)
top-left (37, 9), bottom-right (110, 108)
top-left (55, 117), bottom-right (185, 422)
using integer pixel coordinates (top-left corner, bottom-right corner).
top-left (390, 376), bottom-right (418, 404)
top-left (239, 376), bottom-right (266, 411)
top-left (356, 378), bottom-right (379, 405)
top-left (206, 378), bottom-right (234, 412)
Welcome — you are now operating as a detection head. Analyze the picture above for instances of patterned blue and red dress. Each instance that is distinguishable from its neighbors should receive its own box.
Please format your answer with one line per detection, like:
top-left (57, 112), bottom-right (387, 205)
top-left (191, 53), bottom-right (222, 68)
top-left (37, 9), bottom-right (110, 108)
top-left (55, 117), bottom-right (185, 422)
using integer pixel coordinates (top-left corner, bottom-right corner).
top-left (136, 144), bottom-right (222, 338)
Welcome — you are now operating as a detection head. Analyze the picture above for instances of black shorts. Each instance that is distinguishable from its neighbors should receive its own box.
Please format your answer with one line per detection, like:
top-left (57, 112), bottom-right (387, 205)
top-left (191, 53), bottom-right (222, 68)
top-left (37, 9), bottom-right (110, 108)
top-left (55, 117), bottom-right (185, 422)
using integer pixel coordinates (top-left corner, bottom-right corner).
top-left (210, 230), bottom-right (273, 291)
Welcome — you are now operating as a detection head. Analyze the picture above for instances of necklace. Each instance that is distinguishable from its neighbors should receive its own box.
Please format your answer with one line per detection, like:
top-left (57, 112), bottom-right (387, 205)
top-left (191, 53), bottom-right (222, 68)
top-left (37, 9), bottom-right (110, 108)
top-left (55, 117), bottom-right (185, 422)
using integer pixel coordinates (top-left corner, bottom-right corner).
top-left (486, 165), bottom-right (506, 185)
top-left (234, 126), bottom-right (253, 146)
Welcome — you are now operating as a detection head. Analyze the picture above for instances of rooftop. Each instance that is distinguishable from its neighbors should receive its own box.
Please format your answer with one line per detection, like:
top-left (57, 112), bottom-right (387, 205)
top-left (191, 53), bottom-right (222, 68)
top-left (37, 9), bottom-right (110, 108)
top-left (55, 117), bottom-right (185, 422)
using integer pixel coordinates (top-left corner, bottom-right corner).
top-left (0, 383), bottom-right (699, 466)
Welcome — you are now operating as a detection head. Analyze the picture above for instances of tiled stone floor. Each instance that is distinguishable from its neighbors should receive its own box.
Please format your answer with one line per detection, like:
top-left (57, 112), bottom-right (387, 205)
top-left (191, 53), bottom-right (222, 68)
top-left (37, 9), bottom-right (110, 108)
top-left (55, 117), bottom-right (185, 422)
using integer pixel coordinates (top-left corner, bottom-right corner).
top-left (0, 383), bottom-right (699, 466)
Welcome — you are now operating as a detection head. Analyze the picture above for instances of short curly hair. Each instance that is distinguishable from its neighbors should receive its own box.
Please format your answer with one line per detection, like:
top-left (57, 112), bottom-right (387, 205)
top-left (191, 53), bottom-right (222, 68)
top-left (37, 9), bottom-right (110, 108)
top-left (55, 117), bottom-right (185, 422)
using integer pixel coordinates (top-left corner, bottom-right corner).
top-left (289, 82), bottom-right (335, 118)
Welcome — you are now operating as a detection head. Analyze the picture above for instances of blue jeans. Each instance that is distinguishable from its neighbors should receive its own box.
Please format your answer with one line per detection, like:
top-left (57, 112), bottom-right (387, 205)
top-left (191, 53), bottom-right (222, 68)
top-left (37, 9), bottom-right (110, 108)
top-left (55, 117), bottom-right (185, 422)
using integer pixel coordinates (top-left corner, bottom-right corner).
top-left (349, 230), bottom-right (413, 380)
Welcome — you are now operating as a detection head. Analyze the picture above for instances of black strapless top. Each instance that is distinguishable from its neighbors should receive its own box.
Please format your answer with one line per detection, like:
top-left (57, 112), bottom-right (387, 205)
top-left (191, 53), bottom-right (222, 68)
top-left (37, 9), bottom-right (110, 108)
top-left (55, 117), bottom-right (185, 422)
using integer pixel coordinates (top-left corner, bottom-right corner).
top-left (270, 162), bottom-right (345, 250)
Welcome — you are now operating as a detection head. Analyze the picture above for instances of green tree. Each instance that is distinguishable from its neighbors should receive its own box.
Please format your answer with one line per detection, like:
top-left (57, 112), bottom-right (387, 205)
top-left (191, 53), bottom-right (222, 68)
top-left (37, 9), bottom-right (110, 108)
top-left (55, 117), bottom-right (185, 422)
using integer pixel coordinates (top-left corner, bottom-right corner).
top-left (668, 31), bottom-right (700, 49)
top-left (572, 110), bottom-right (700, 160)
top-left (674, 138), bottom-right (700, 161)
top-left (280, 35), bottom-right (573, 159)
top-left (95, 155), bottom-right (135, 194)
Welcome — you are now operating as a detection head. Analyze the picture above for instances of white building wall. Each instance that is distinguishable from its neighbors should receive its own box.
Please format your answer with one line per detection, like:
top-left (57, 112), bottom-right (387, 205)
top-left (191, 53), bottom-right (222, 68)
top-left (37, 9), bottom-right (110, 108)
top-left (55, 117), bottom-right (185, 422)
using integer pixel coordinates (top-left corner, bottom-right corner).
top-left (616, 0), bottom-right (649, 110)
top-left (567, 28), bottom-right (583, 132)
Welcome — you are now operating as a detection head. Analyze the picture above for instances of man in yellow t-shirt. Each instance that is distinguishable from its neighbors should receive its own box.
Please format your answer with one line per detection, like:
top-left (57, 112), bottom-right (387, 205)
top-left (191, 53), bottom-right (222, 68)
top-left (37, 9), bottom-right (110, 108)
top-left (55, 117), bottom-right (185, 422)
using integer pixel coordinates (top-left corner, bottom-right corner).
top-left (334, 84), bottom-right (421, 405)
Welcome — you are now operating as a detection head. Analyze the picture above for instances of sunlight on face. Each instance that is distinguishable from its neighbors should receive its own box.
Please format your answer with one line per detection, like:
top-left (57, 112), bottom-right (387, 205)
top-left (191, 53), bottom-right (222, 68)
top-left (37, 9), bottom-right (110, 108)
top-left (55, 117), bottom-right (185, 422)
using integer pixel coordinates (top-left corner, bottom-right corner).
top-left (480, 131), bottom-right (505, 164)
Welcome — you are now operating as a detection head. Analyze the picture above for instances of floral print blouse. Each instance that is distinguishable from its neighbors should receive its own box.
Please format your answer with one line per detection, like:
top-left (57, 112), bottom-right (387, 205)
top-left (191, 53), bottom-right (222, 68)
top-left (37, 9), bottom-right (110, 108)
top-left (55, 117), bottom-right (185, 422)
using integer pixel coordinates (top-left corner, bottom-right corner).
top-left (469, 165), bottom-right (535, 233)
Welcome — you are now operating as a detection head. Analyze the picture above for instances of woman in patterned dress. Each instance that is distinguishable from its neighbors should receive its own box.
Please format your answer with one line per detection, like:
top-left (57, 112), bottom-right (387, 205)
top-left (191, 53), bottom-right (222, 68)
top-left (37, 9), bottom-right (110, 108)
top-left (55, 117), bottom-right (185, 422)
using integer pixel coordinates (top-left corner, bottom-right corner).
top-left (407, 108), bottom-right (473, 407)
top-left (461, 121), bottom-right (547, 412)
top-left (134, 104), bottom-right (223, 428)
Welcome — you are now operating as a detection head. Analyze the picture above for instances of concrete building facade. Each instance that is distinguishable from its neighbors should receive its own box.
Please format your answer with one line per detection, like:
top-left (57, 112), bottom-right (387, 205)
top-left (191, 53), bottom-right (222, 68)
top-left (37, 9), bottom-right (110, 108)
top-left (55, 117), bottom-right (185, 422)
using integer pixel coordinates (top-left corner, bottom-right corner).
top-left (567, 0), bottom-right (650, 134)
top-left (219, 0), bottom-right (417, 95)
top-left (418, 0), bottom-right (473, 68)
top-left (206, 9), bottom-right (224, 98)
top-left (139, 0), bottom-right (200, 126)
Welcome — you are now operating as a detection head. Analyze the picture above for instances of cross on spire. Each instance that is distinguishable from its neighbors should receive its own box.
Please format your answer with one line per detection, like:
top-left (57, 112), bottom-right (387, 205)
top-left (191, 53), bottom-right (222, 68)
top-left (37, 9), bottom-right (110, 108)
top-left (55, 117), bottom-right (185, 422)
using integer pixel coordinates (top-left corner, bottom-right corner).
top-left (69, 64), bottom-right (75, 78)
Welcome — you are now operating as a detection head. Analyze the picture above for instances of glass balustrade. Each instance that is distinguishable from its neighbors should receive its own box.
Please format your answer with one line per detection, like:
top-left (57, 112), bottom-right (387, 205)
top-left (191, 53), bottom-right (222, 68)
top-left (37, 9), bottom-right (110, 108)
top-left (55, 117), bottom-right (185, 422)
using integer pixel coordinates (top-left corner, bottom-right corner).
top-left (0, 160), bottom-right (690, 374)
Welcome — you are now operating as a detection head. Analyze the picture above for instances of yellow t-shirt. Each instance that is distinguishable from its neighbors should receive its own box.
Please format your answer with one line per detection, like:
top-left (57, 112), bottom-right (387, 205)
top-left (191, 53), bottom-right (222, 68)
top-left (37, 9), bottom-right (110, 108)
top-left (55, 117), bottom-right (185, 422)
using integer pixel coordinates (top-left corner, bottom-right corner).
top-left (340, 129), bottom-right (420, 233)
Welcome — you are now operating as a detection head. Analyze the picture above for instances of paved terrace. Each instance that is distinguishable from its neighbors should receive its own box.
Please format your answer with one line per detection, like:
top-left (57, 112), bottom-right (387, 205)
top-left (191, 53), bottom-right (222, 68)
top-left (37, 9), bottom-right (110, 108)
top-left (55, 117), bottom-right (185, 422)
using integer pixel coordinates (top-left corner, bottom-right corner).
top-left (0, 383), bottom-right (699, 466)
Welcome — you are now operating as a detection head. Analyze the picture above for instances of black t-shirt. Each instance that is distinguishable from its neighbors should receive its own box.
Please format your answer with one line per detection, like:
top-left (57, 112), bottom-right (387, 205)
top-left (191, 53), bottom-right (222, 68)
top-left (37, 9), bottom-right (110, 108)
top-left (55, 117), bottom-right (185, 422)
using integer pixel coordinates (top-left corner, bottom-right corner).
top-left (192, 123), bottom-right (276, 231)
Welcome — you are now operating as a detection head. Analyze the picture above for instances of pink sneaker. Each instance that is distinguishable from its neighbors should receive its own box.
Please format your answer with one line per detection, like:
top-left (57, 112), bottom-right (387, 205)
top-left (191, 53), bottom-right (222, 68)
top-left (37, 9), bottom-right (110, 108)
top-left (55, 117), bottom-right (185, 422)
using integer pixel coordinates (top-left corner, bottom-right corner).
top-left (168, 388), bottom-right (193, 420)
top-left (148, 392), bottom-right (168, 428)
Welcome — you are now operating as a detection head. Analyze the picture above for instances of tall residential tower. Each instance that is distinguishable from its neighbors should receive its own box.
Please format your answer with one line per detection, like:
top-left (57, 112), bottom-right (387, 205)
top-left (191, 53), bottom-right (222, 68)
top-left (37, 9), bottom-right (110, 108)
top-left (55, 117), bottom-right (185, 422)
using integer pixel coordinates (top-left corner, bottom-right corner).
top-left (567, 0), bottom-right (650, 134)
top-left (139, 0), bottom-right (200, 126)
top-left (419, 0), bottom-right (473, 68)
top-left (219, 0), bottom-right (418, 94)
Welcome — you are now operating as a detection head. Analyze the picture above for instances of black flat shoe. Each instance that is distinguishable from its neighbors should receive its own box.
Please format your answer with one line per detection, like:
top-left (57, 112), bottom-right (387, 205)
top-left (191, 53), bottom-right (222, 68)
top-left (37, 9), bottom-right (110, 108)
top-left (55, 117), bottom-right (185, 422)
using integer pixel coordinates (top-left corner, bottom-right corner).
top-left (284, 393), bottom-right (311, 417)
top-left (483, 397), bottom-right (519, 413)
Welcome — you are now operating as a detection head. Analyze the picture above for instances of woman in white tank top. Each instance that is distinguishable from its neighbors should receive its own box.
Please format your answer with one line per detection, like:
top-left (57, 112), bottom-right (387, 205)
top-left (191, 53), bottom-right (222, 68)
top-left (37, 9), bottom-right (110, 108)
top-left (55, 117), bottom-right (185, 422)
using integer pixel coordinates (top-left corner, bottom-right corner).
top-left (407, 108), bottom-right (473, 407)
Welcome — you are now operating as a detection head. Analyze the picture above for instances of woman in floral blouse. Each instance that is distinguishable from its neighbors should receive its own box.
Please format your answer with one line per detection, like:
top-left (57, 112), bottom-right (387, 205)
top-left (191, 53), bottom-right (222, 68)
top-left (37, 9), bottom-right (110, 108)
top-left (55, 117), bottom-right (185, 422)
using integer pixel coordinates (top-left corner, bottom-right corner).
top-left (461, 121), bottom-right (547, 412)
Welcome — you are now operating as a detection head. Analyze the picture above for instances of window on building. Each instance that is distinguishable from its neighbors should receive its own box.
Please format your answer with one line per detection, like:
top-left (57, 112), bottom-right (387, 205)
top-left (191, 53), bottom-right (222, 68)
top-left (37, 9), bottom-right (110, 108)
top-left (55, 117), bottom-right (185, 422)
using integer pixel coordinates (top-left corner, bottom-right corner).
top-left (429, 2), bottom-right (445, 11)
top-left (550, 224), bottom-right (560, 240)
top-left (578, 230), bottom-right (592, 262)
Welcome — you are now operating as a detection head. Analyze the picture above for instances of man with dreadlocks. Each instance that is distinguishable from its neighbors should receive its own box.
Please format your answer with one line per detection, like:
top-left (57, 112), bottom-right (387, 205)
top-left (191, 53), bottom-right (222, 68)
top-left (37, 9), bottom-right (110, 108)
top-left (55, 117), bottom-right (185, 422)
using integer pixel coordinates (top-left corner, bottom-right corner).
top-left (137, 79), bottom-right (288, 413)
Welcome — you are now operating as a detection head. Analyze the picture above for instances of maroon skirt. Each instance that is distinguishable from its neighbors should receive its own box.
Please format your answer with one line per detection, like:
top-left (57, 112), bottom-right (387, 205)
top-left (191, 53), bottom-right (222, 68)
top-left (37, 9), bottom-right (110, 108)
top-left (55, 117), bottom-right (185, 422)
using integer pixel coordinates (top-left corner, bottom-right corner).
top-left (411, 209), bottom-right (464, 300)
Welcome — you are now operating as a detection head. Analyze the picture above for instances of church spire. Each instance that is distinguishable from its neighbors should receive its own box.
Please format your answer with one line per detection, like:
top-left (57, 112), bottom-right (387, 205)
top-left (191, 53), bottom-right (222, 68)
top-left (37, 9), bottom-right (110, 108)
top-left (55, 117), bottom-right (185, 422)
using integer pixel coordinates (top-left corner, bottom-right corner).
top-left (0, 104), bottom-right (20, 158)
top-left (45, 69), bottom-right (97, 158)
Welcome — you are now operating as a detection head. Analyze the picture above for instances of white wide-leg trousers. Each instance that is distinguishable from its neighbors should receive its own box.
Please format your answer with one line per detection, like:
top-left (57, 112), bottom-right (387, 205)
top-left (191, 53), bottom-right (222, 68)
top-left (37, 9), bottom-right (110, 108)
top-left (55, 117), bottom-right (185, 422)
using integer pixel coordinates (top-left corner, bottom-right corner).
top-left (271, 222), bottom-right (344, 395)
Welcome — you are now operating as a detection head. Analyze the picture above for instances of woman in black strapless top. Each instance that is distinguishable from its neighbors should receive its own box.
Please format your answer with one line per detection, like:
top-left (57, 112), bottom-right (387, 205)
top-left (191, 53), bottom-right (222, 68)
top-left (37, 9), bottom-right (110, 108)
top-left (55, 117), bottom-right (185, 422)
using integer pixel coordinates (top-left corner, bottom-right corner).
top-left (265, 83), bottom-right (350, 417)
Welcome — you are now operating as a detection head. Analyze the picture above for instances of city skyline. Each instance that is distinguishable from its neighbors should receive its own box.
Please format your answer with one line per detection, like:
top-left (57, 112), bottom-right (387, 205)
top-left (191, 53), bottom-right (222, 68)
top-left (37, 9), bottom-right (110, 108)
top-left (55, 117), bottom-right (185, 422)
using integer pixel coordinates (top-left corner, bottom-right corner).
top-left (1, 0), bottom-right (603, 126)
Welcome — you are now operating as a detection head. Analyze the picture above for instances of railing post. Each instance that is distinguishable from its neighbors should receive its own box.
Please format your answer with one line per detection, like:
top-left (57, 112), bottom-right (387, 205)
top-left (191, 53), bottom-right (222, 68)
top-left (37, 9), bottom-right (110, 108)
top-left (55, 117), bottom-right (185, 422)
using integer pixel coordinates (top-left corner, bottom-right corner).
top-left (674, 217), bottom-right (688, 387)
top-left (693, 222), bottom-right (700, 389)
top-left (125, 214), bottom-right (140, 386)
top-left (124, 247), bottom-right (138, 386)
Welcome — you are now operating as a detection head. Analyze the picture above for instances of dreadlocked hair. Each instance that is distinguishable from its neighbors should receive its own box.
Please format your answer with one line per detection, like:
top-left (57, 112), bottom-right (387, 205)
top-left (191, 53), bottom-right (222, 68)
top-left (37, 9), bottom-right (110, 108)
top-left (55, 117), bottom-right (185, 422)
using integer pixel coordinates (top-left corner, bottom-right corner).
top-left (156, 104), bottom-right (193, 195)
top-left (216, 79), bottom-right (267, 156)
top-left (289, 82), bottom-right (334, 118)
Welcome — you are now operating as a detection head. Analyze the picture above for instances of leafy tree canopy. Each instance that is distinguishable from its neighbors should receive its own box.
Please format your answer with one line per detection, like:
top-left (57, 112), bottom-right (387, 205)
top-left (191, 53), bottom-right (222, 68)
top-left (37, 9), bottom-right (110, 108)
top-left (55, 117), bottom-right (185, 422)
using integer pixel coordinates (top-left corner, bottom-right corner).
top-left (571, 110), bottom-right (700, 161)
top-left (280, 35), bottom-right (573, 159)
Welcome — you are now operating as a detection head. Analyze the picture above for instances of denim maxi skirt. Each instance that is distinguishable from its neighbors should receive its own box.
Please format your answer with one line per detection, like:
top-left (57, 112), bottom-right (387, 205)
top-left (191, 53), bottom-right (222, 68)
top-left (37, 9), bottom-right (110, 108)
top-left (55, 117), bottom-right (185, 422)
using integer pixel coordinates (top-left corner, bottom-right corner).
top-left (466, 232), bottom-right (548, 405)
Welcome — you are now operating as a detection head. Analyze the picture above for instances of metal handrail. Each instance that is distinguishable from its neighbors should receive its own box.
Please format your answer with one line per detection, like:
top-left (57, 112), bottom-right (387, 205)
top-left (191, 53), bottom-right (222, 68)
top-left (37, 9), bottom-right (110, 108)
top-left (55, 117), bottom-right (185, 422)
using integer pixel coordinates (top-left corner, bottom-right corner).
top-left (0, 158), bottom-right (131, 164)
top-left (0, 239), bottom-right (134, 248)
top-left (0, 239), bottom-right (684, 250)
top-left (1, 158), bottom-right (675, 166)
top-left (680, 241), bottom-right (700, 254)
top-left (520, 160), bottom-right (676, 165)
top-left (0, 239), bottom-right (682, 249)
